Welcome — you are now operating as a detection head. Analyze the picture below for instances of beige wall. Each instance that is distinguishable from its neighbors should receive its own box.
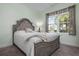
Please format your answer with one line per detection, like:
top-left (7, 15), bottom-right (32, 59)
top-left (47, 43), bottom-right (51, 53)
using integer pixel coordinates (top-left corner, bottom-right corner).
top-left (41, 3), bottom-right (79, 47)
top-left (0, 3), bottom-right (41, 48)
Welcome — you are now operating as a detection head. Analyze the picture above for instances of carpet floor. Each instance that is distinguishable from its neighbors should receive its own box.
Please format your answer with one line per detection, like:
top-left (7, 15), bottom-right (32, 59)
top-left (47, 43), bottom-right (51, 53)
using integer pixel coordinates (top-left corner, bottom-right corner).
top-left (0, 44), bottom-right (79, 56)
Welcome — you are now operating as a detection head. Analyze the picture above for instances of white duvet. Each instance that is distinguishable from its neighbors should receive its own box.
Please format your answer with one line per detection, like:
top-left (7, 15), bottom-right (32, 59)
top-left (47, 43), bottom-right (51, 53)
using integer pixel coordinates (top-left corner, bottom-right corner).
top-left (14, 30), bottom-right (59, 56)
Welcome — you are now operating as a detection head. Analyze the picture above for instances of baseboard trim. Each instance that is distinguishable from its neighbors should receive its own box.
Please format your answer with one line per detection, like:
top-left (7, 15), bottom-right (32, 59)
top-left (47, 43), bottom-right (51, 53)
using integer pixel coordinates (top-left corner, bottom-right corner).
top-left (0, 43), bottom-right (12, 48)
top-left (61, 42), bottom-right (79, 48)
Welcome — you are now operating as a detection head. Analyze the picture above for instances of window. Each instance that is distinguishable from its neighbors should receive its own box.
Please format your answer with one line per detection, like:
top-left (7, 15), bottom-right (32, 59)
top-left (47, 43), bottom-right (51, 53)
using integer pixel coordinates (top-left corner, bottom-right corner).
top-left (47, 5), bottom-right (76, 35)
top-left (48, 12), bottom-right (69, 33)
top-left (48, 15), bottom-right (58, 32)
top-left (58, 12), bottom-right (69, 32)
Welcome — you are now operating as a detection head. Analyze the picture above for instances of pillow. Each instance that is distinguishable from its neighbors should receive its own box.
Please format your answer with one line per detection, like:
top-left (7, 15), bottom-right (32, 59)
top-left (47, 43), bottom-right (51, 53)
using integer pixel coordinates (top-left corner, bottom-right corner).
top-left (25, 28), bottom-right (33, 32)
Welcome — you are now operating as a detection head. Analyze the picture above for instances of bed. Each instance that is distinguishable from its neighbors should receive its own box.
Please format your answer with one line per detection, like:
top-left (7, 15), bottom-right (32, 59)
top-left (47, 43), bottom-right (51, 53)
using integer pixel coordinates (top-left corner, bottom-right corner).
top-left (12, 18), bottom-right (60, 56)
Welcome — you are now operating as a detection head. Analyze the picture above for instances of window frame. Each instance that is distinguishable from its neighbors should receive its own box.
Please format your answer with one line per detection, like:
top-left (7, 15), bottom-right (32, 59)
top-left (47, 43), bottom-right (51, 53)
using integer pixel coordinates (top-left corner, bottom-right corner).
top-left (46, 5), bottom-right (76, 35)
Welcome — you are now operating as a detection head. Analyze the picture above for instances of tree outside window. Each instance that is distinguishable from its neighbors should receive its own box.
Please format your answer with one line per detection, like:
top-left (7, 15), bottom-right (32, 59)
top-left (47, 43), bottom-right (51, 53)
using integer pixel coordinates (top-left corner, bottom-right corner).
top-left (48, 12), bottom-right (69, 33)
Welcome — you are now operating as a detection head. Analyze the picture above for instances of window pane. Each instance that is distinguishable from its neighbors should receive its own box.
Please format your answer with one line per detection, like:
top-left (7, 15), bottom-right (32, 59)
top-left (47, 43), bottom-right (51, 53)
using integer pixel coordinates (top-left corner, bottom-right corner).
top-left (48, 12), bottom-right (69, 33)
top-left (58, 12), bottom-right (69, 32)
top-left (48, 15), bottom-right (58, 32)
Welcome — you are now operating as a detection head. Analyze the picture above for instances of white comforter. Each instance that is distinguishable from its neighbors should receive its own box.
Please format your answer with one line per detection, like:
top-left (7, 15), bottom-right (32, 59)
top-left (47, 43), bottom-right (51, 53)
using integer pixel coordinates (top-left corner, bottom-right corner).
top-left (14, 31), bottom-right (59, 56)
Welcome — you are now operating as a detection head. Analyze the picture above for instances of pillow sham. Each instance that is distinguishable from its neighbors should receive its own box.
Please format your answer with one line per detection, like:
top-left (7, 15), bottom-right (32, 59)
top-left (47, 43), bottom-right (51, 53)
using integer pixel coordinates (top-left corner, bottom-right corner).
top-left (25, 28), bottom-right (33, 32)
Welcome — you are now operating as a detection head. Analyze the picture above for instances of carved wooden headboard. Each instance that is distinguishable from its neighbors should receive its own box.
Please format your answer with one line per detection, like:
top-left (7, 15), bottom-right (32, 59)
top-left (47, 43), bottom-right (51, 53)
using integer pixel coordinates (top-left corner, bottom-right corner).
top-left (12, 18), bottom-right (34, 44)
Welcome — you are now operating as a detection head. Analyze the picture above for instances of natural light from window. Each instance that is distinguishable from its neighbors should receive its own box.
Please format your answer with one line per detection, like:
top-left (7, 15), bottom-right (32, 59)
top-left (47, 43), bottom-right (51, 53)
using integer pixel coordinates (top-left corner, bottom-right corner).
top-left (48, 12), bottom-right (69, 33)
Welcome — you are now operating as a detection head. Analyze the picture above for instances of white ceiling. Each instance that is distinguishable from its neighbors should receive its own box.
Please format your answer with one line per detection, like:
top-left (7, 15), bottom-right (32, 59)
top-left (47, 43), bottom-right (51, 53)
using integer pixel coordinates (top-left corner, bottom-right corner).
top-left (24, 3), bottom-right (56, 12)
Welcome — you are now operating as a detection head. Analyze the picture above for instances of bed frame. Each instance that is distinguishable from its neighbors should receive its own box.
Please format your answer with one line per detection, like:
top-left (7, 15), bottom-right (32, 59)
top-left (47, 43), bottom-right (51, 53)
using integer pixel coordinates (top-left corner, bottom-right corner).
top-left (12, 18), bottom-right (60, 56)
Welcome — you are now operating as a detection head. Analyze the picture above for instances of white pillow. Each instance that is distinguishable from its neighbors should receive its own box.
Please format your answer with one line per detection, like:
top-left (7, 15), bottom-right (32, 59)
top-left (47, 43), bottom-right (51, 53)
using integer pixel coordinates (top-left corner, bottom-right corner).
top-left (25, 28), bottom-right (33, 32)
